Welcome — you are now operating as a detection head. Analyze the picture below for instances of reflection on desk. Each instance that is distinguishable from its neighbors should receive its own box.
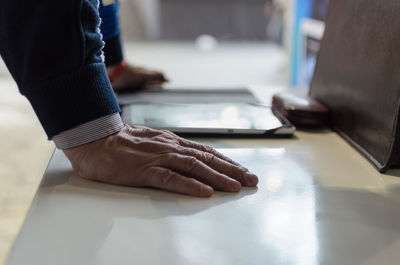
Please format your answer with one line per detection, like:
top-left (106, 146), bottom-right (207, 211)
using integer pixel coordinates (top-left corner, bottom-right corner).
top-left (6, 131), bottom-right (400, 265)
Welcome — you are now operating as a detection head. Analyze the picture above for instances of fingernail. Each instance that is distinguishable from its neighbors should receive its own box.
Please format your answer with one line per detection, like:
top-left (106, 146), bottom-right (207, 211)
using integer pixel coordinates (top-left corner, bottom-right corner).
top-left (245, 172), bottom-right (259, 186)
top-left (228, 180), bottom-right (242, 191)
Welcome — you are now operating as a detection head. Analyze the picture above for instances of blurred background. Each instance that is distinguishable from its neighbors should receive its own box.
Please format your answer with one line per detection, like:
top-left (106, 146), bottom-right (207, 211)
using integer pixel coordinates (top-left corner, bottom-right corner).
top-left (0, 0), bottom-right (328, 263)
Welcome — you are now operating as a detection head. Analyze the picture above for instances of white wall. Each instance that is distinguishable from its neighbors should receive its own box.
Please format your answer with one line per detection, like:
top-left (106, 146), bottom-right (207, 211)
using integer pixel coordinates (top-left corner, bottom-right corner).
top-left (119, 0), bottom-right (160, 41)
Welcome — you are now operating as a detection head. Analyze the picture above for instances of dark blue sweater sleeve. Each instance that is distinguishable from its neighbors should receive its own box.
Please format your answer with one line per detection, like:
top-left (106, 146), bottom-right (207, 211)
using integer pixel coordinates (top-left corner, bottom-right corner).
top-left (99, 0), bottom-right (124, 66)
top-left (0, 0), bottom-right (120, 139)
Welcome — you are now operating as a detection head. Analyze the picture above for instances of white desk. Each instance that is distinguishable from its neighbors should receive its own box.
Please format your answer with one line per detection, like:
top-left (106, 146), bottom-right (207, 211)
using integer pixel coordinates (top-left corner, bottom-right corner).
top-left (5, 130), bottom-right (400, 265)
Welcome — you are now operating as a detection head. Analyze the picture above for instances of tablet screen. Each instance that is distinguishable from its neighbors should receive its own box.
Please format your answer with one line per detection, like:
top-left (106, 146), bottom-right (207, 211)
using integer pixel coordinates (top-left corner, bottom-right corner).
top-left (122, 102), bottom-right (286, 134)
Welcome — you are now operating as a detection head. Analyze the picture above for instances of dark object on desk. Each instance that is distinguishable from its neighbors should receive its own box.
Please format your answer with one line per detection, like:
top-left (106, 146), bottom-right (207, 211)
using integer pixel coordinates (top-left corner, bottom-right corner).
top-left (310, 0), bottom-right (400, 172)
top-left (272, 91), bottom-right (329, 127)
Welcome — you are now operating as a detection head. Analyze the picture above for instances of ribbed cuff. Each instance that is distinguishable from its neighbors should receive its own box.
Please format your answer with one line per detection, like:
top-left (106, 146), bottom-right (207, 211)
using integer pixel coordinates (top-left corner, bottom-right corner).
top-left (23, 63), bottom-right (121, 139)
top-left (52, 113), bottom-right (124, 149)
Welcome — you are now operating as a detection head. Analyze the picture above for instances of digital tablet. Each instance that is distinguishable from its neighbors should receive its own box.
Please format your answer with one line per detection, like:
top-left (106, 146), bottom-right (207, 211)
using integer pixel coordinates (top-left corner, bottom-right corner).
top-left (121, 102), bottom-right (295, 136)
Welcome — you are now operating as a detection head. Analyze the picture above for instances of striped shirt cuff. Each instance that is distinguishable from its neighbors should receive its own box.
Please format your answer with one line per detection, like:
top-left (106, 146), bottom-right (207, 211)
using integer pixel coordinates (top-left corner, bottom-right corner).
top-left (52, 113), bottom-right (124, 150)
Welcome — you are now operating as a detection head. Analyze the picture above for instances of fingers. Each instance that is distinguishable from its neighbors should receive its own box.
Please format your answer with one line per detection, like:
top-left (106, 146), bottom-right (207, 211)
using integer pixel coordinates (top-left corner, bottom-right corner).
top-left (124, 126), bottom-right (258, 190)
top-left (167, 146), bottom-right (258, 187)
top-left (178, 137), bottom-right (242, 167)
top-left (147, 128), bottom-right (246, 168)
top-left (124, 126), bottom-right (258, 187)
top-left (197, 151), bottom-right (259, 187)
top-left (159, 153), bottom-right (242, 192)
top-left (146, 74), bottom-right (168, 86)
top-left (147, 81), bottom-right (163, 86)
top-left (146, 167), bottom-right (213, 197)
top-left (150, 72), bottom-right (168, 82)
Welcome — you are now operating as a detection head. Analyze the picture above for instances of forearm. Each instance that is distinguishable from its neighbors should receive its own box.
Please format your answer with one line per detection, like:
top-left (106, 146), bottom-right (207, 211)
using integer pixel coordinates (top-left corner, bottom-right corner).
top-left (0, 0), bottom-right (120, 140)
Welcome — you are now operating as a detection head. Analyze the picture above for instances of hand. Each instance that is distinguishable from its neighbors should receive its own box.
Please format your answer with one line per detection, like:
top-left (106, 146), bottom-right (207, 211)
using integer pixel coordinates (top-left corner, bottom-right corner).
top-left (107, 63), bottom-right (168, 93)
top-left (63, 125), bottom-right (258, 197)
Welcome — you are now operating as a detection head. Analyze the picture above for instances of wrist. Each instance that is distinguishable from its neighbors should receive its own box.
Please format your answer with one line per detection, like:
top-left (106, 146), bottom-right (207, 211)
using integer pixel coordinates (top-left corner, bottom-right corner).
top-left (106, 60), bottom-right (127, 82)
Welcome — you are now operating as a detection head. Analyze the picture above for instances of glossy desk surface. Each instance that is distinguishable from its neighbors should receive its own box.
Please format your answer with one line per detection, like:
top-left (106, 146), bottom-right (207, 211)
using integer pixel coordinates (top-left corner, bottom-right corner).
top-left (6, 131), bottom-right (400, 265)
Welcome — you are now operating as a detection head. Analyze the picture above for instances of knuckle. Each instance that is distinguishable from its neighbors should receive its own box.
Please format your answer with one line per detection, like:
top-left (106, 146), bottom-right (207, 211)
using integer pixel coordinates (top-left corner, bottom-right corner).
top-left (184, 156), bottom-right (199, 172)
top-left (160, 170), bottom-right (175, 186)
top-left (161, 130), bottom-right (176, 139)
top-left (202, 144), bottom-right (215, 153)
top-left (161, 129), bottom-right (171, 135)
top-left (201, 152), bottom-right (215, 164)
top-left (152, 135), bottom-right (166, 142)
top-left (158, 144), bottom-right (176, 154)
top-left (163, 129), bottom-right (178, 137)
top-left (153, 133), bottom-right (176, 144)
top-left (174, 145), bottom-right (192, 156)
top-left (169, 145), bottom-right (185, 155)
